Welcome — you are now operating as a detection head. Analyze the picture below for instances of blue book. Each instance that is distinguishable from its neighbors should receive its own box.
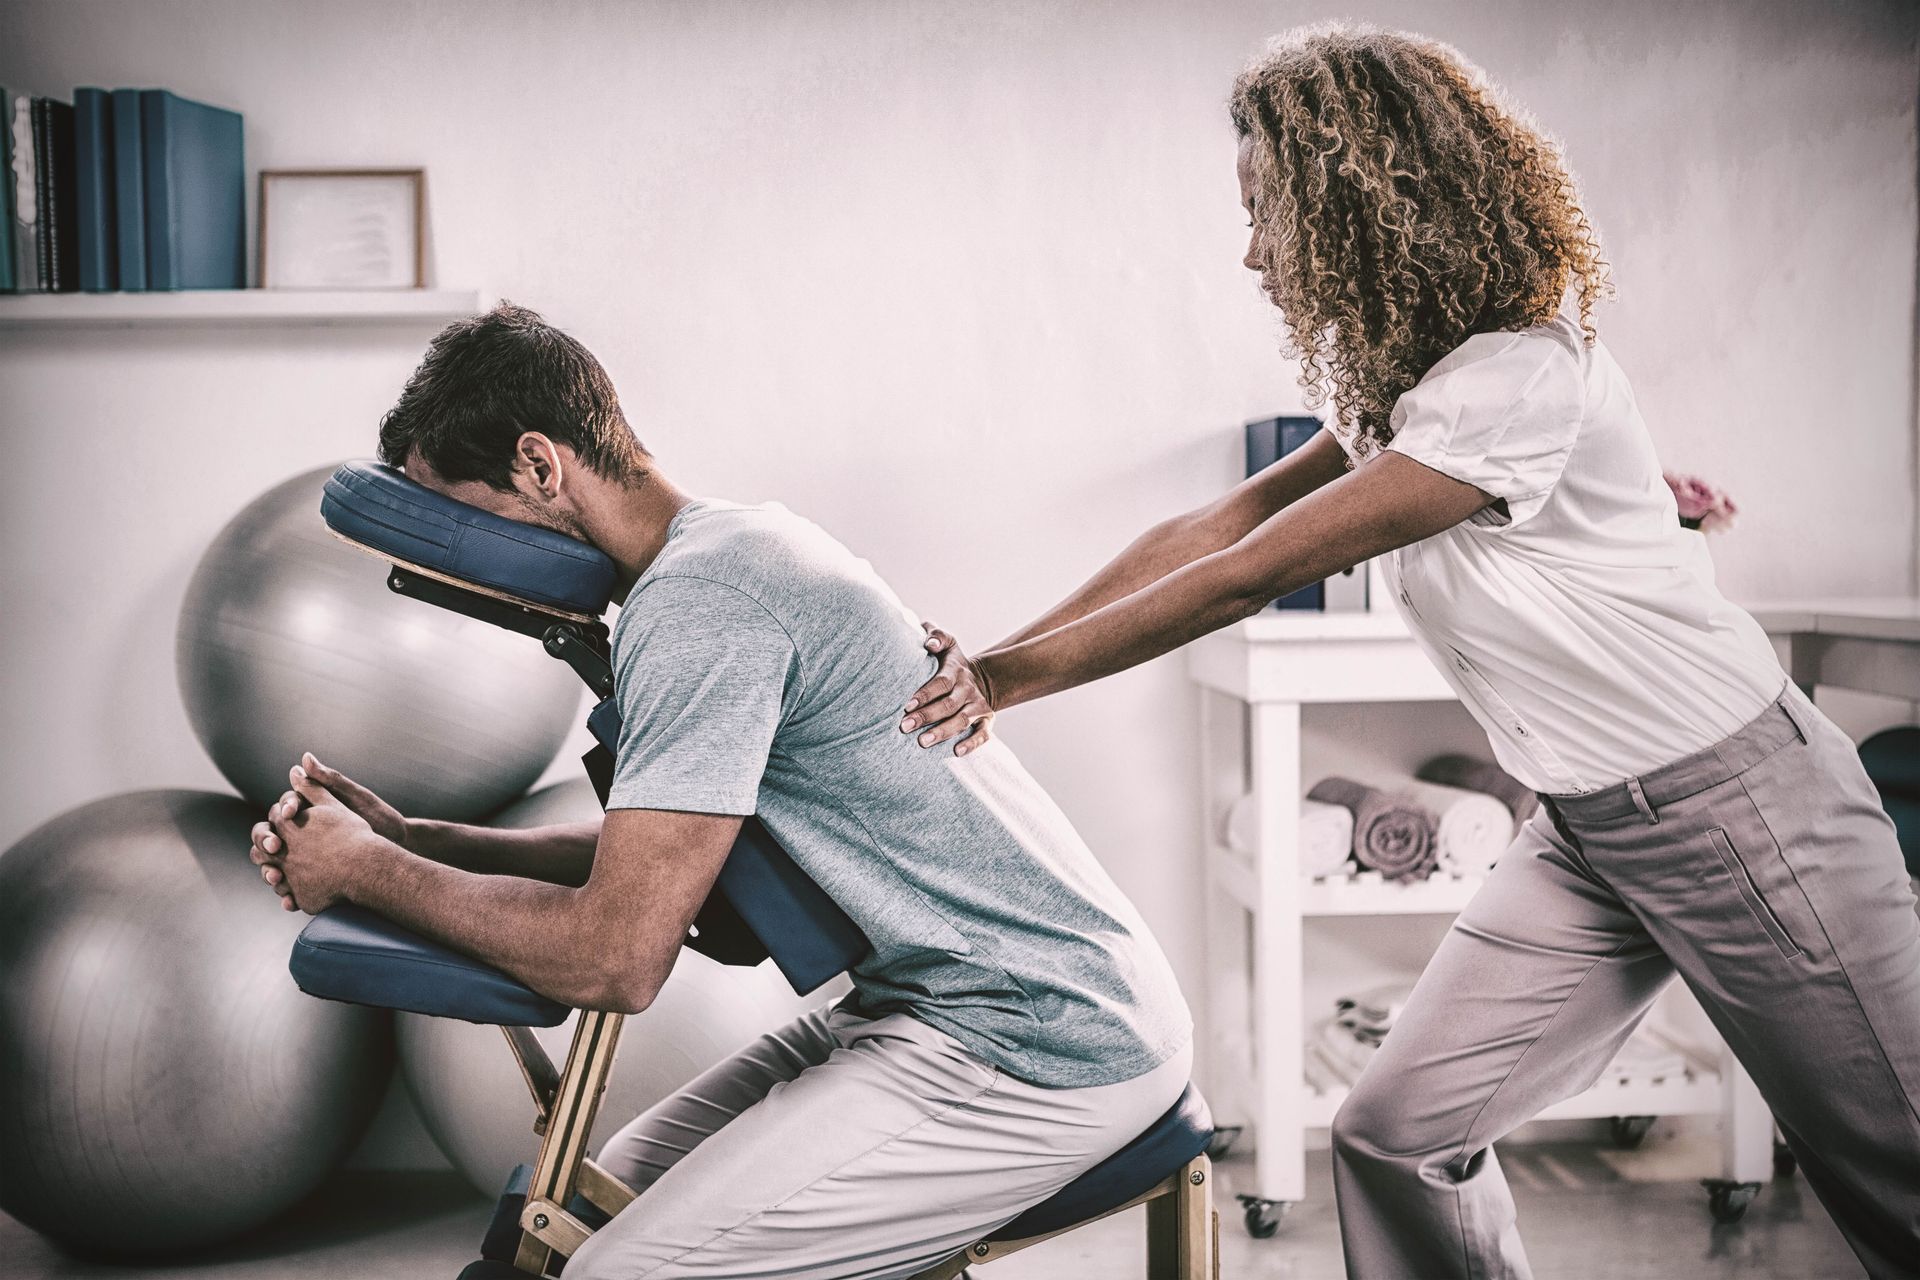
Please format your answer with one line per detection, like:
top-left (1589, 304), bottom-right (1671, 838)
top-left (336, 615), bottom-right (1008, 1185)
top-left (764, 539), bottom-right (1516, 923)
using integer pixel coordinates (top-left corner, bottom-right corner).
top-left (1245, 415), bottom-right (1326, 611)
top-left (74, 87), bottom-right (115, 291)
top-left (33, 97), bottom-right (77, 292)
top-left (110, 88), bottom-right (145, 290)
top-left (0, 85), bottom-right (14, 292)
top-left (139, 89), bottom-right (243, 290)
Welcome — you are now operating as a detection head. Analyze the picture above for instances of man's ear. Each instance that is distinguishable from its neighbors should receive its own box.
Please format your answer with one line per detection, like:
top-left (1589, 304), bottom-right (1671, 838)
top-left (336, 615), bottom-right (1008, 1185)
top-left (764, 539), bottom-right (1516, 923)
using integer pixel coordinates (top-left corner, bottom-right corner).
top-left (514, 432), bottom-right (565, 500)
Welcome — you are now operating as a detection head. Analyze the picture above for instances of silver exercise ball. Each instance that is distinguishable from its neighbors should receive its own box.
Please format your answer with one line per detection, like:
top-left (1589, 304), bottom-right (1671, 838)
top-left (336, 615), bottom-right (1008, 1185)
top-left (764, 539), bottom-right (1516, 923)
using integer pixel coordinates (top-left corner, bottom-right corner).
top-left (176, 464), bottom-right (583, 822)
top-left (398, 779), bottom-right (827, 1195)
top-left (0, 791), bottom-right (391, 1256)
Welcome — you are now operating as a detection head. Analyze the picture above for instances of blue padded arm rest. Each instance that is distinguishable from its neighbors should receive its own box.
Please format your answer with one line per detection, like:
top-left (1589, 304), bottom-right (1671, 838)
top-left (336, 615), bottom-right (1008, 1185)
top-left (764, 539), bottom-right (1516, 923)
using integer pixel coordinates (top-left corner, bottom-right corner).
top-left (321, 460), bottom-right (617, 619)
top-left (989, 1081), bottom-right (1213, 1241)
top-left (289, 904), bottom-right (569, 1027)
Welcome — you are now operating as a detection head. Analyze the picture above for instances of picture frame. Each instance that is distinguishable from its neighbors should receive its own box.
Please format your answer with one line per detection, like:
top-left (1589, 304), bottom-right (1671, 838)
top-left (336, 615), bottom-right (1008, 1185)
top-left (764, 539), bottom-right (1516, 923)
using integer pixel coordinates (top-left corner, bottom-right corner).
top-left (258, 168), bottom-right (425, 289)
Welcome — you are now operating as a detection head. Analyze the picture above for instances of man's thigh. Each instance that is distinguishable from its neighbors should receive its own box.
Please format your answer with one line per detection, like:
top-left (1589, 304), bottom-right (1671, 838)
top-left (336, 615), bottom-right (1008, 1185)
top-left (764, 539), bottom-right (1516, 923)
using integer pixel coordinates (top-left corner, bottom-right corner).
top-left (595, 1004), bottom-right (842, 1194)
top-left (1345, 809), bottom-right (1674, 1161)
top-left (567, 1008), bottom-right (1189, 1280)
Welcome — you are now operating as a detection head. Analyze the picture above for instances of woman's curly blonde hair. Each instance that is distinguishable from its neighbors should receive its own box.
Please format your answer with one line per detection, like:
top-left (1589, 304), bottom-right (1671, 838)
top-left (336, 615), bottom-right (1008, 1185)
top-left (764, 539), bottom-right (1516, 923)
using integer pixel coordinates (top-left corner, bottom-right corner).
top-left (1230, 24), bottom-right (1611, 457)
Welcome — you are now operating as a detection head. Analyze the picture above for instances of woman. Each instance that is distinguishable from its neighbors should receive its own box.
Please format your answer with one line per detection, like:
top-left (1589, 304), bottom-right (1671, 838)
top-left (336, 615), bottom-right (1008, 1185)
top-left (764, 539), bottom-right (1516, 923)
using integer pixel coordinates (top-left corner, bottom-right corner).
top-left (900, 24), bottom-right (1920, 1280)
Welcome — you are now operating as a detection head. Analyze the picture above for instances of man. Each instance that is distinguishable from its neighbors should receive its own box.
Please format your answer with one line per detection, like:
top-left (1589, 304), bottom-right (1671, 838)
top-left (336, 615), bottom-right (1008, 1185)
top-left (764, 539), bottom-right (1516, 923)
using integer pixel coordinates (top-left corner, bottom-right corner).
top-left (250, 303), bottom-right (1192, 1280)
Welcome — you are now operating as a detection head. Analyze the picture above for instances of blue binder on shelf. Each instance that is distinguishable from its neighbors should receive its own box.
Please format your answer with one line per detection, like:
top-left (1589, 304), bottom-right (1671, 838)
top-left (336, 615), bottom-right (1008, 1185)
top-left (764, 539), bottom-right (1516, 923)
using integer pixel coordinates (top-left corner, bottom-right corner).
top-left (139, 89), bottom-right (243, 290)
top-left (1245, 415), bottom-right (1325, 611)
top-left (110, 88), bottom-right (145, 291)
top-left (74, 87), bottom-right (115, 291)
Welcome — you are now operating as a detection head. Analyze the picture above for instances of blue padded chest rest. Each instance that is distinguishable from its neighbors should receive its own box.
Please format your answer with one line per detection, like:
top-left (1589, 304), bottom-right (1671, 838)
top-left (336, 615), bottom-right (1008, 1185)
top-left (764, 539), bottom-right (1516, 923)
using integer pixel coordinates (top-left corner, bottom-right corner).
top-left (294, 460), bottom-right (870, 1010)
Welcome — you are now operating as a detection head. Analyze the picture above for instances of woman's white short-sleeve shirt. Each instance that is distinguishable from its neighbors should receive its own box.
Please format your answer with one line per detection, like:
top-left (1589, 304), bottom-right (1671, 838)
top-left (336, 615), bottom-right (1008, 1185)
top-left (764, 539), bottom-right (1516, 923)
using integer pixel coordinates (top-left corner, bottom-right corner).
top-left (1334, 299), bottom-right (1785, 795)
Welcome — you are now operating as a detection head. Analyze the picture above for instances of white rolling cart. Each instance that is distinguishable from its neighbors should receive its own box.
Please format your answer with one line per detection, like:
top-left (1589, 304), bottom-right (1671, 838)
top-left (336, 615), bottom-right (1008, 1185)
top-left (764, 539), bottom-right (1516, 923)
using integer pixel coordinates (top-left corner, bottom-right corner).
top-left (1188, 610), bottom-right (1776, 1238)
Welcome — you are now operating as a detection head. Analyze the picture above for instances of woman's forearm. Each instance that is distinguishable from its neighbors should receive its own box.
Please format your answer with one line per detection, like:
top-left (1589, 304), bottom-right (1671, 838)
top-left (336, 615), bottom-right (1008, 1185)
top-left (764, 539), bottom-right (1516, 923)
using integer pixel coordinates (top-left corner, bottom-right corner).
top-left (981, 541), bottom-right (1299, 709)
top-left (996, 511), bottom-right (1239, 648)
top-left (995, 429), bottom-right (1349, 648)
top-left (978, 452), bottom-right (1488, 710)
top-left (405, 818), bottom-right (603, 887)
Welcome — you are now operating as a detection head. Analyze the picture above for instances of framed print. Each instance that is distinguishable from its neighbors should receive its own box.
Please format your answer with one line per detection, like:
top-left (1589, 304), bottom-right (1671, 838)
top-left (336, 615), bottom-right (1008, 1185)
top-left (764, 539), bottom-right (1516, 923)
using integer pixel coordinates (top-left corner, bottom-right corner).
top-left (259, 168), bottom-right (424, 289)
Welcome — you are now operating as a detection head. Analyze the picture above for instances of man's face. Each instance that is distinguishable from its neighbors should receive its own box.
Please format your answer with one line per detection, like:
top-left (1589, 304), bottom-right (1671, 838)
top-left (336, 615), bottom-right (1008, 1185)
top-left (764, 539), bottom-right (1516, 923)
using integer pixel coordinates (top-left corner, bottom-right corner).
top-left (402, 450), bottom-right (590, 542)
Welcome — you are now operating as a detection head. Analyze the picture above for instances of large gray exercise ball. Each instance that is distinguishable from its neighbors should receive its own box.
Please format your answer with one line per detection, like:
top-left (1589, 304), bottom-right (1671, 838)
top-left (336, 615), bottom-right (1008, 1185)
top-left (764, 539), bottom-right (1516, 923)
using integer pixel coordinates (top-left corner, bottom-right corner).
top-left (397, 779), bottom-right (830, 1195)
top-left (0, 791), bottom-right (392, 1256)
top-left (176, 464), bottom-right (582, 822)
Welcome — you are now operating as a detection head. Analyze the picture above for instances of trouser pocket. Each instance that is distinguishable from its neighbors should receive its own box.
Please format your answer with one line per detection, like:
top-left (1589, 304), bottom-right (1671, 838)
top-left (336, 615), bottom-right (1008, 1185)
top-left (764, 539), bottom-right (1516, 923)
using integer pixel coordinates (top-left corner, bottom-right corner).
top-left (1708, 826), bottom-right (1802, 959)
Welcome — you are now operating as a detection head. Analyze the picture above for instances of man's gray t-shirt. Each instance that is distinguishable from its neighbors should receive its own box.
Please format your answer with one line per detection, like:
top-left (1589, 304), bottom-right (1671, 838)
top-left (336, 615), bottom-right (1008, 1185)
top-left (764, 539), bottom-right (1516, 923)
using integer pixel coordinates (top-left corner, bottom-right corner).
top-left (606, 499), bottom-right (1190, 1089)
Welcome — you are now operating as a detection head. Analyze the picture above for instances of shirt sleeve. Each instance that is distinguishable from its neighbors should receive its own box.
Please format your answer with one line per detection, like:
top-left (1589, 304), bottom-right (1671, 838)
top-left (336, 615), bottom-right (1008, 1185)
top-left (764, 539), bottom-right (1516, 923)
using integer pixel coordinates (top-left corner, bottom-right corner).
top-left (1384, 331), bottom-right (1585, 528)
top-left (605, 574), bottom-right (799, 815)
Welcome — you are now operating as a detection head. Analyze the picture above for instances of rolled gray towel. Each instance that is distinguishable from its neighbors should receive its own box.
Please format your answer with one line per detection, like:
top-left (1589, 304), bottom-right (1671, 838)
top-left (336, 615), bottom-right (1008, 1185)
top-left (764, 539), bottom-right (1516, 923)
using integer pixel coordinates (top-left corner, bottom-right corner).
top-left (1416, 754), bottom-right (1540, 826)
top-left (1306, 777), bottom-right (1437, 882)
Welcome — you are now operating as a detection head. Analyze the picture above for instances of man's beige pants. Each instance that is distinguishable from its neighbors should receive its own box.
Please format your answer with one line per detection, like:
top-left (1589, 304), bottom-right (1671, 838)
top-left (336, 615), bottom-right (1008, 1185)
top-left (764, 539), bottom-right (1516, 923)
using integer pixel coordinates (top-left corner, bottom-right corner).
top-left (563, 1001), bottom-right (1192, 1280)
top-left (1333, 685), bottom-right (1920, 1279)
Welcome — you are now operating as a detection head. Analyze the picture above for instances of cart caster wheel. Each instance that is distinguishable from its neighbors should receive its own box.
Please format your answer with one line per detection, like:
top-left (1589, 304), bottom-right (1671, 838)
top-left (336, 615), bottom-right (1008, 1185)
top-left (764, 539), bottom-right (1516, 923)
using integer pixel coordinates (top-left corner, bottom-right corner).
top-left (1207, 1125), bottom-right (1243, 1159)
top-left (1238, 1195), bottom-right (1290, 1239)
top-left (1702, 1179), bottom-right (1761, 1224)
top-left (1773, 1141), bottom-right (1797, 1178)
top-left (1609, 1115), bottom-right (1655, 1149)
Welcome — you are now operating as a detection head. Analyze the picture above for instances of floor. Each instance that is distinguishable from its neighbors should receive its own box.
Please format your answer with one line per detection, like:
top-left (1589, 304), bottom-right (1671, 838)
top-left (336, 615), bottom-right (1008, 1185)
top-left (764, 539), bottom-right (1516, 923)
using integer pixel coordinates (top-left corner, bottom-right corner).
top-left (0, 1138), bottom-right (1862, 1280)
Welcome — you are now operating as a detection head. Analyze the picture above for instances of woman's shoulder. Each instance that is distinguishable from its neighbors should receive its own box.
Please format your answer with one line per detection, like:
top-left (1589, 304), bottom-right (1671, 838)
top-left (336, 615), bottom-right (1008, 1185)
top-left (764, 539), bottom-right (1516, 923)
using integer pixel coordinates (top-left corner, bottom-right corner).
top-left (1397, 317), bottom-right (1585, 434)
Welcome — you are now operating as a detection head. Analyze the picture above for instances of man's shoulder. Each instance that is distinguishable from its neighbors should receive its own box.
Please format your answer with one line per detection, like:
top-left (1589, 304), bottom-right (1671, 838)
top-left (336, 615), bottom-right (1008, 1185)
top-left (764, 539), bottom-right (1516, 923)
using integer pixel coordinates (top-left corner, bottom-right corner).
top-left (619, 499), bottom-right (865, 632)
top-left (650, 499), bottom-right (845, 584)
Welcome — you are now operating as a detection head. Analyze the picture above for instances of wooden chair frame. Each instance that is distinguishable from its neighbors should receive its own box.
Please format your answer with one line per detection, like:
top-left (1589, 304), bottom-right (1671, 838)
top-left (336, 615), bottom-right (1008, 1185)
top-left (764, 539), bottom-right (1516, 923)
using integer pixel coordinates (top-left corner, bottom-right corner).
top-left (907, 1154), bottom-right (1219, 1280)
top-left (493, 1014), bottom-right (1217, 1280)
top-left (501, 1011), bottom-right (637, 1275)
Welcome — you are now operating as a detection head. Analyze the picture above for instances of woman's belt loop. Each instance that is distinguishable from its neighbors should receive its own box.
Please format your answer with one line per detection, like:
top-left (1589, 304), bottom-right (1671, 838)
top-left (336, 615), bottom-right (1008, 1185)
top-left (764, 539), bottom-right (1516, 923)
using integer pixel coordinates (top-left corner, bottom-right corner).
top-left (1626, 777), bottom-right (1658, 824)
top-left (1776, 684), bottom-right (1812, 745)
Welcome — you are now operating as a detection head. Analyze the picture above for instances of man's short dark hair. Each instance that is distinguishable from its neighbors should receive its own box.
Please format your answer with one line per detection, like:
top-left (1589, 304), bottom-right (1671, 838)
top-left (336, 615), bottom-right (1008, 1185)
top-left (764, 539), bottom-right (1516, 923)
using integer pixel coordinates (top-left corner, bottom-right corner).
top-left (377, 302), bottom-right (646, 488)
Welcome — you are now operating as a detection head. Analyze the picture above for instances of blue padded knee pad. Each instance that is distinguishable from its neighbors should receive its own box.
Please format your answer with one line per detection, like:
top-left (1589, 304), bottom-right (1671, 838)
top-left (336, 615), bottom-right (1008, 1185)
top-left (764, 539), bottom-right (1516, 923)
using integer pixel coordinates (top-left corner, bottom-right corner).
top-left (990, 1081), bottom-right (1213, 1241)
top-left (321, 460), bottom-right (616, 618)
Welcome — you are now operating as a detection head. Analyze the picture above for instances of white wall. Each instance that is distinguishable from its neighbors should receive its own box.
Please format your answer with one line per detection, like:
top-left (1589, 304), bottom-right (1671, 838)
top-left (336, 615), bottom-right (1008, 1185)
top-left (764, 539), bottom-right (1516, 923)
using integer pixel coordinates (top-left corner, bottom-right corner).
top-left (3, 0), bottom-right (1916, 1163)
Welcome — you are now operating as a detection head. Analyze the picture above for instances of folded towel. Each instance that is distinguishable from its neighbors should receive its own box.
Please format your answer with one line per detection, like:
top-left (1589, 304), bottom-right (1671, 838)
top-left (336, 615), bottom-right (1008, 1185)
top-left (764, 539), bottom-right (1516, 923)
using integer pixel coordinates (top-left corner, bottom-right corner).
top-left (1307, 777), bottom-right (1436, 882)
top-left (1399, 779), bottom-right (1513, 876)
top-left (1315, 1016), bottom-right (1379, 1079)
top-left (1221, 795), bottom-right (1357, 879)
top-left (1416, 754), bottom-right (1539, 826)
top-left (1333, 983), bottom-right (1416, 1036)
top-left (1606, 1029), bottom-right (1690, 1080)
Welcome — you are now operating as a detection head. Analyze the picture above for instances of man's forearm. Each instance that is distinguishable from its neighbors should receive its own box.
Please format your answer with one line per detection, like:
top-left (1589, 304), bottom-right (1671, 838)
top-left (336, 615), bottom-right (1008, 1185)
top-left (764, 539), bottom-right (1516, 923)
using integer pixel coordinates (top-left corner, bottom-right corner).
top-left (405, 819), bottom-right (602, 886)
top-left (346, 838), bottom-right (642, 1010)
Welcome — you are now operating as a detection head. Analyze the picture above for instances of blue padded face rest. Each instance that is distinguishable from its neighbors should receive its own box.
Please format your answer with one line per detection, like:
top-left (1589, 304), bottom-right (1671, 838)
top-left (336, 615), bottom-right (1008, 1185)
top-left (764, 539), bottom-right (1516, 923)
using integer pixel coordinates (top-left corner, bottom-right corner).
top-left (289, 904), bottom-right (569, 1027)
top-left (989, 1081), bottom-right (1213, 1241)
top-left (321, 460), bottom-right (617, 618)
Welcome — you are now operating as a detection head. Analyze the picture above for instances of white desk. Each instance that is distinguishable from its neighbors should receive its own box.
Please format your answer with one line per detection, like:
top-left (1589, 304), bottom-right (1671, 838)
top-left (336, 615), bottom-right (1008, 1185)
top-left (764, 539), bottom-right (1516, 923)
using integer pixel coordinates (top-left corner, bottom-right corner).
top-left (1748, 597), bottom-right (1920, 702)
top-left (1188, 613), bottom-right (1772, 1234)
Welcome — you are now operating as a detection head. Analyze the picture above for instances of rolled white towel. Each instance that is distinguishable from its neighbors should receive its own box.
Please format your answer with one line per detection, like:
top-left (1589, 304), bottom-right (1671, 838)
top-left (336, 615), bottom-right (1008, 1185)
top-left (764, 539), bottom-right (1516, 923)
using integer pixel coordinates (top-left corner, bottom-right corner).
top-left (1223, 795), bottom-right (1355, 878)
top-left (1398, 779), bottom-right (1513, 876)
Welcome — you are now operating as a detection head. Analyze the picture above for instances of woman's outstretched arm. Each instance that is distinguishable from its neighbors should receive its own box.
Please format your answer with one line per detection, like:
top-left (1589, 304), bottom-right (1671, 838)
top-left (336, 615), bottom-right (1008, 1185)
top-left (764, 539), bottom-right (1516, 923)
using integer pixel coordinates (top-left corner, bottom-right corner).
top-left (907, 454), bottom-right (1491, 748)
top-left (993, 428), bottom-right (1351, 648)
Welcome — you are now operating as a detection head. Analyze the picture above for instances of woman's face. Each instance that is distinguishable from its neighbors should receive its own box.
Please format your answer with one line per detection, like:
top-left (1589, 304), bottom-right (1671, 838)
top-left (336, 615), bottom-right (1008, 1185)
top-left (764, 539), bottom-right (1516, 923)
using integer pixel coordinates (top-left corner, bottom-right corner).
top-left (1237, 136), bottom-right (1275, 295)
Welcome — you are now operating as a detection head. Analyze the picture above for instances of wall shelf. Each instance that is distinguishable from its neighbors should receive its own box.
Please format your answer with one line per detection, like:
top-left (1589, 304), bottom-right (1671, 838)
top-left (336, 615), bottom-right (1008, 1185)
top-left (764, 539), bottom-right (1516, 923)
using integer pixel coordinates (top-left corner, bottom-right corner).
top-left (0, 288), bottom-right (482, 329)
